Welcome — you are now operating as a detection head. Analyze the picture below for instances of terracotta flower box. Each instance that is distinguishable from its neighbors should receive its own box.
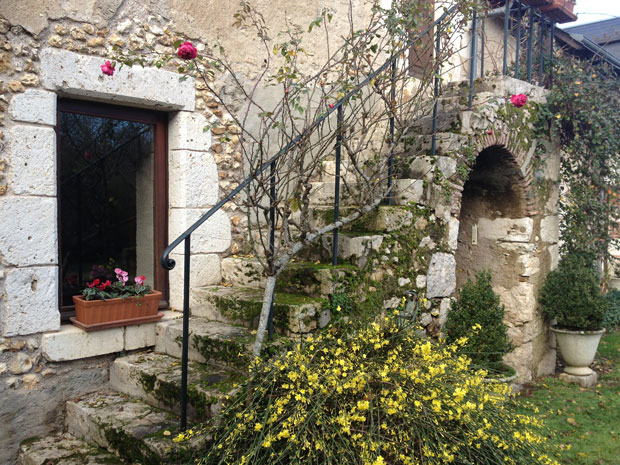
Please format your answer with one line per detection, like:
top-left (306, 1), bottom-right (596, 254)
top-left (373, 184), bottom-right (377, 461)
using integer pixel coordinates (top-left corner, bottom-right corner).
top-left (71, 290), bottom-right (164, 331)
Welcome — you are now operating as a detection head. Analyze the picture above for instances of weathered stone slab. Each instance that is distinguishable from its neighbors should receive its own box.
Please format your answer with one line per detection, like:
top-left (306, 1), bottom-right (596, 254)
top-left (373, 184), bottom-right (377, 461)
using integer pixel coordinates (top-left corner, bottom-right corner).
top-left (393, 179), bottom-right (424, 205)
top-left (110, 352), bottom-right (237, 418)
top-left (169, 253), bottom-right (222, 310)
top-left (66, 392), bottom-right (182, 463)
top-left (478, 218), bottom-right (533, 242)
top-left (9, 89), bottom-right (56, 126)
top-left (541, 215), bottom-right (559, 243)
top-left (169, 111), bottom-right (212, 151)
top-left (221, 257), bottom-right (266, 289)
top-left (41, 325), bottom-right (123, 361)
top-left (155, 317), bottom-right (250, 365)
top-left (3, 266), bottom-right (59, 337)
top-left (40, 49), bottom-right (195, 111)
top-left (426, 253), bottom-right (456, 298)
top-left (169, 209), bottom-right (231, 254)
top-left (559, 371), bottom-right (598, 388)
top-left (0, 197), bottom-right (57, 266)
top-left (18, 434), bottom-right (122, 465)
top-left (169, 149), bottom-right (219, 208)
top-left (10, 125), bottom-right (56, 196)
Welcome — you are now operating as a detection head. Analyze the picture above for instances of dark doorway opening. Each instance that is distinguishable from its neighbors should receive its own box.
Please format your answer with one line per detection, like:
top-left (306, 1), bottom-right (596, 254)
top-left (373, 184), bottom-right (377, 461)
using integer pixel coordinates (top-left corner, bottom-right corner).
top-left (57, 99), bottom-right (169, 319)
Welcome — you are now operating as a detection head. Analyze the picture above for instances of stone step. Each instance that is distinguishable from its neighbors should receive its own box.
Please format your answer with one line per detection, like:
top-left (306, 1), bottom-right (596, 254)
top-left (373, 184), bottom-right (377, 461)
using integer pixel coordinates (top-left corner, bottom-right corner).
top-left (18, 434), bottom-right (123, 465)
top-left (320, 231), bottom-right (385, 268)
top-left (309, 205), bottom-right (414, 233)
top-left (408, 96), bottom-right (469, 135)
top-left (221, 256), bottom-right (358, 298)
top-left (65, 391), bottom-right (200, 464)
top-left (308, 179), bottom-right (423, 206)
top-left (155, 317), bottom-right (252, 369)
top-left (110, 351), bottom-right (243, 419)
top-left (191, 286), bottom-right (327, 335)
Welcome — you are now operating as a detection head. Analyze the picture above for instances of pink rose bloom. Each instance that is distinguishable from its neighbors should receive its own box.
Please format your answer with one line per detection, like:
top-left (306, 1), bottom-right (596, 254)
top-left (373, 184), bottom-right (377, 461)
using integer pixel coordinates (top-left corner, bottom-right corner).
top-left (100, 61), bottom-right (115, 76)
top-left (510, 93), bottom-right (527, 108)
top-left (177, 42), bottom-right (197, 60)
top-left (135, 275), bottom-right (146, 286)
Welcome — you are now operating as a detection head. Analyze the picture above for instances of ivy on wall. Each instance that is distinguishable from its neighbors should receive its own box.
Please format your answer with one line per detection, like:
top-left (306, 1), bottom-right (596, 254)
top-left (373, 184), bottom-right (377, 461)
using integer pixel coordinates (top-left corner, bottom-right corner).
top-left (542, 56), bottom-right (620, 272)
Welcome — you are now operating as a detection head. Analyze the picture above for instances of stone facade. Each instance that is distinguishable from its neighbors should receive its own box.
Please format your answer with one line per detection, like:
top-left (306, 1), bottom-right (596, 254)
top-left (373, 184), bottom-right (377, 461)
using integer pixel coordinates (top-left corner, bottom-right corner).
top-left (0, 1), bottom-right (562, 462)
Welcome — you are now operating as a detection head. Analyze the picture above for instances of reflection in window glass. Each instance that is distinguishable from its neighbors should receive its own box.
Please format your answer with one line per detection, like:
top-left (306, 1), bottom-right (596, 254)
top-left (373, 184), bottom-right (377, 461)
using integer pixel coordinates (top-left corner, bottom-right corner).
top-left (59, 112), bottom-right (155, 307)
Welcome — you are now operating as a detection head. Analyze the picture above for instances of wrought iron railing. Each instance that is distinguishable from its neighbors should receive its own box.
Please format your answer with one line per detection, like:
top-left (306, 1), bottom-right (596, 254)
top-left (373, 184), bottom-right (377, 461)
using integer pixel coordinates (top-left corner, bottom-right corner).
top-left (161, 1), bottom-right (564, 430)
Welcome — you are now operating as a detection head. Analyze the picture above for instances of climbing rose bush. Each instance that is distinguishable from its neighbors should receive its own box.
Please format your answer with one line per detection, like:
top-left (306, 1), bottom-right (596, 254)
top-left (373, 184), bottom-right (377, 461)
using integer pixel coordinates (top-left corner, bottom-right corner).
top-left (510, 93), bottom-right (527, 108)
top-left (177, 41), bottom-right (198, 60)
top-left (191, 315), bottom-right (558, 465)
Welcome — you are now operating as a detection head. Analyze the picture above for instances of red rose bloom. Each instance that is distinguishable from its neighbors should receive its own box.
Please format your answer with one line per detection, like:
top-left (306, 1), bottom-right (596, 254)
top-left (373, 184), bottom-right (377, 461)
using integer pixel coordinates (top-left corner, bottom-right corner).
top-left (100, 61), bottom-right (115, 76)
top-left (177, 42), bottom-right (197, 60)
top-left (510, 93), bottom-right (527, 108)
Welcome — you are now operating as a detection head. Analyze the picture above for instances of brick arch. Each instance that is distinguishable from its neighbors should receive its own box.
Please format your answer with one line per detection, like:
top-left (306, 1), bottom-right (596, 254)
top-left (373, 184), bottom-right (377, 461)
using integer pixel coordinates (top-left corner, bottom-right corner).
top-left (467, 124), bottom-right (538, 217)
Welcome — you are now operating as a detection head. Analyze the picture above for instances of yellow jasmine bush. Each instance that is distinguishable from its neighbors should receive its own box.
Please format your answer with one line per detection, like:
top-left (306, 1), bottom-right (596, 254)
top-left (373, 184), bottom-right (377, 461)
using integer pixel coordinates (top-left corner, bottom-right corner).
top-left (196, 315), bottom-right (558, 465)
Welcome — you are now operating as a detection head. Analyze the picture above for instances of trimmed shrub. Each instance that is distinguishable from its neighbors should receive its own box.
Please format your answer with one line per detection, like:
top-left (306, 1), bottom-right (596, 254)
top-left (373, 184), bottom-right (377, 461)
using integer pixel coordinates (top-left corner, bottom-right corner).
top-left (539, 253), bottom-right (605, 331)
top-left (189, 315), bottom-right (558, 465)
top-left (443, 271), bottom-right (513, 374)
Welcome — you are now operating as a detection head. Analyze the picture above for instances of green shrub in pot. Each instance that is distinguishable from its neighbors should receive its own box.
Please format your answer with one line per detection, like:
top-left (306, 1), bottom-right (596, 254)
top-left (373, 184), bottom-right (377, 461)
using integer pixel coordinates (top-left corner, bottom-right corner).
top-left (539, 253), bottom-right (605, 331)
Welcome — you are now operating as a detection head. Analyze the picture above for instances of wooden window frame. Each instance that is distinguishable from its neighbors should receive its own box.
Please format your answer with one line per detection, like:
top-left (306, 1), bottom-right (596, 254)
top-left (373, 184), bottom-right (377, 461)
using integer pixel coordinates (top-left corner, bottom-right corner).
top-left (56, 98), bottom-right (169, 320)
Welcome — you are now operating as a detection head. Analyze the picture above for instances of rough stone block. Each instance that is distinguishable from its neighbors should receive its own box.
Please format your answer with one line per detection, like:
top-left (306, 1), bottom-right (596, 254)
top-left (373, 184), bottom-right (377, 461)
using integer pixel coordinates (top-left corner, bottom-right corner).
top-left (3, 266), bottom-right (59, 337)
top-left (436, 156), bottom-right (457, 179)
top-left (9, 89), bottom-right (56, 126)
top-left (169, 150), bottom-right (219, 208)
top-left (0, 197), bottom-right (57, 266)
top-left (169, 253), bottom-right (221, 310)
top-left (426, 253), bottom-right (456, 298)
top-left (10, 125), bottom-right (56, 196)
top-left (559, 371), bottom-right (598, 387)
top-left (447, 217), bottom-right (459, 250)
top-left (478, 218), bottom-right (533, 242)
top-left (221, 257), bottom-right (265, 288)
top-left (169, 111), bottom-right (212, 151)
top-left (541, 215), bottom-right (559, 243)
top-left (393, 179), bottom-right (424, 205)
top-left (41, 325), bottom-right (123, 361)
top-left (124, 322), bottom-right (157, 351)
top-left (169, 209), bottom-right (231, 254)
top-left (499, 282), bottom-right (537, 326)
top-left (40, 49), bottom-right (195, 111)
top-left (548, 244), bottom-right (559, 270)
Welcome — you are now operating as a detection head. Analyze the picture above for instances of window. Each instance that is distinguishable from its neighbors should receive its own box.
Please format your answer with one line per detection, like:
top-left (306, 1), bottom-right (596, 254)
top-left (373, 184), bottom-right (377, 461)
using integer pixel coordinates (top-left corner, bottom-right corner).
top-left (57, 99), bottom-right (168, 317)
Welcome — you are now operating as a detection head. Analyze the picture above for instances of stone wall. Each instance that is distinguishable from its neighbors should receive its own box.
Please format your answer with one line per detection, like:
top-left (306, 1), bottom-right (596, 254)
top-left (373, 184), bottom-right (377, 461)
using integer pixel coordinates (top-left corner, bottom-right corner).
top-left (0, 333), bottom-right (114, 465)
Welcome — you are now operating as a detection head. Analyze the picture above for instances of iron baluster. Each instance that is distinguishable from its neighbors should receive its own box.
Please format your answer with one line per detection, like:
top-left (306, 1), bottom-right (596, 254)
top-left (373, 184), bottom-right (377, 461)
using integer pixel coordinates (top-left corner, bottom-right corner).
top-left (469, 9), bottom-right (479, 109)
top-left (539, 17), bottom-right (545, 86)
top-left (502, 0), bottom-right (511, 75)
top-left (527, 7), bottom-right (535, 83)
top-left (515, 1), bottom-right (522, 80)
top-left (549, 21), bottom-right (555, 87)
top-left (431, 20), bottom-right (441, 156)
top-left (387, 58), bottom-right (396, 205)
top-left (332, 104), bottom-right (343, 266)
top-left (180, 236), bottom-right (191, 431)
top-left (480, 17), bottom-right (486, 77)
top-left (268, 161), bottom-right (276, 339)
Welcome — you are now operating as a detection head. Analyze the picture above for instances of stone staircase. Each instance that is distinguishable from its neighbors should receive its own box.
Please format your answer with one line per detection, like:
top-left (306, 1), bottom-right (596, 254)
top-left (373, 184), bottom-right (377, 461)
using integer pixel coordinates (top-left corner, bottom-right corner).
top-left (17, 203), bottom-right (420, 464)
top-left (17, 81), bottom-right (477, 464)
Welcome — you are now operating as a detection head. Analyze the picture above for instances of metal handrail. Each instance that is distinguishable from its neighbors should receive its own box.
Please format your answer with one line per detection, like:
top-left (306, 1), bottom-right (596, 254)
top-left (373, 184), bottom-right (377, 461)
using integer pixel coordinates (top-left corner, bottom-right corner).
top-left (162, 0), bottom-right (586, 430)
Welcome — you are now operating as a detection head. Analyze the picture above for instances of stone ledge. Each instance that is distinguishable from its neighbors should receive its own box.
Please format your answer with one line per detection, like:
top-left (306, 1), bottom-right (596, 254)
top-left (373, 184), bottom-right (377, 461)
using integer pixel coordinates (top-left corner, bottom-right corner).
top-left (41, 312), bottom-right (183, 361)
top-left (559, 371), bottom-right (598, 388)
top-left (40, 49), bottom-right (195, 111)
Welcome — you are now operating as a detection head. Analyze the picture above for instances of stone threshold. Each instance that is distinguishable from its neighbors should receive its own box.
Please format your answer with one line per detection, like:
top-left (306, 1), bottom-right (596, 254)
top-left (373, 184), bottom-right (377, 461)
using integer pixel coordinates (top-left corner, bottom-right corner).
top-left (41, 311), bottom-right (183, 362)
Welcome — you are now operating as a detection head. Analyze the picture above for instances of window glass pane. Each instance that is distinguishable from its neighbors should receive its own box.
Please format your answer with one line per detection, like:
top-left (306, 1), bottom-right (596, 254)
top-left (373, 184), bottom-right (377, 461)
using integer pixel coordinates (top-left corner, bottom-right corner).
top-left (59, 112), bottom-right (155, 307)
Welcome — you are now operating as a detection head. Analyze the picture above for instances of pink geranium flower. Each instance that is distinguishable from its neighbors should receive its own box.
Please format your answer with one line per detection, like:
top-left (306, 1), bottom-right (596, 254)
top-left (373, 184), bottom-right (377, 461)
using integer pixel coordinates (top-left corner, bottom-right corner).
top-left (177, 41), bottom-right (197, 60)
top-left (100, 61), bottom-right (115, 76)
top-left (510, 93), bottom-right (527, 108)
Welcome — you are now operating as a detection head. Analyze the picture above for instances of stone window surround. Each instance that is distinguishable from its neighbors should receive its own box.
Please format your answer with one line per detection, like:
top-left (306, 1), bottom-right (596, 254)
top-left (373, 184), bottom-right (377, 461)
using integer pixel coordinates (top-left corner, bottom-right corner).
top-left (2, 48), bottom-right (231, 359)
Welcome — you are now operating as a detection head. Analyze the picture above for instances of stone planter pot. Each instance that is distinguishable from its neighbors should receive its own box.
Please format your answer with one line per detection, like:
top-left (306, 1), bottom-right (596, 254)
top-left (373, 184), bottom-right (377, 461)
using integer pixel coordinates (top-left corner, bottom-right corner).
top-left (71, 290), bottom-right (164, 331)
top-left (551, 326), bottom-right (605, 376)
